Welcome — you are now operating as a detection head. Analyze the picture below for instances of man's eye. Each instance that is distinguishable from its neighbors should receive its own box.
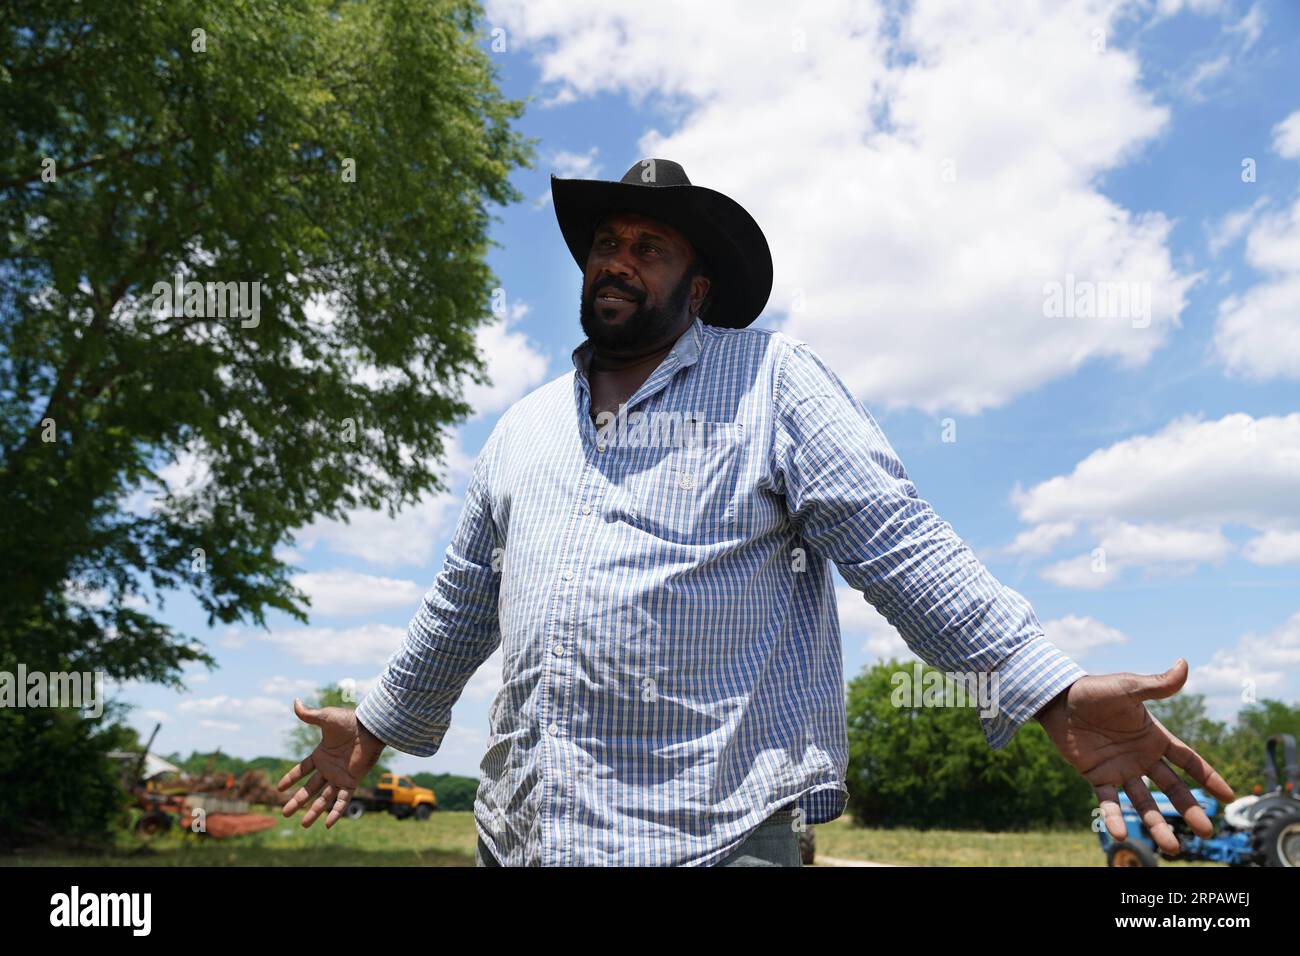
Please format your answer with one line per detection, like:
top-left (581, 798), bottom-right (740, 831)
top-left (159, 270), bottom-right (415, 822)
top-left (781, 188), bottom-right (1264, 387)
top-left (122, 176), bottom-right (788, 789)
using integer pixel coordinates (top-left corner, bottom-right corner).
top-left (640, 243), bottom-right (660, 254)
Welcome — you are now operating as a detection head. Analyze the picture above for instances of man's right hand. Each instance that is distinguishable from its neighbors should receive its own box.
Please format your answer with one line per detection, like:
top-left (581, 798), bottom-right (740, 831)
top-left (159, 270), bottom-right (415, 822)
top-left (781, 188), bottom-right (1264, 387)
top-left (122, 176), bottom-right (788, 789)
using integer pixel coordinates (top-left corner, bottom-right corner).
top-left (276, 699), bottom-right (387, 829)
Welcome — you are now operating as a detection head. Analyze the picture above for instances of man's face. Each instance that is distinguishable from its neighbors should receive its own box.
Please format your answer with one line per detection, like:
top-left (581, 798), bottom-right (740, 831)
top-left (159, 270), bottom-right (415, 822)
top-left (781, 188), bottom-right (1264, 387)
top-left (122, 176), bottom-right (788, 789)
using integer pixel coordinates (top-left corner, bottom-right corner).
top-left (579, 211), bottom-right (710, 352)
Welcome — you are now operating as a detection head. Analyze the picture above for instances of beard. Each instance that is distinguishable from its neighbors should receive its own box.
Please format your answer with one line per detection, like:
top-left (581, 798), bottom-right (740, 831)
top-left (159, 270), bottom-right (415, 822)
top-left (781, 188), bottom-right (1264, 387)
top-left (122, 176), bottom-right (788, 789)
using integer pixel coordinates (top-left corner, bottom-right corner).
top-left (579, 266), bottom-right (696, 353)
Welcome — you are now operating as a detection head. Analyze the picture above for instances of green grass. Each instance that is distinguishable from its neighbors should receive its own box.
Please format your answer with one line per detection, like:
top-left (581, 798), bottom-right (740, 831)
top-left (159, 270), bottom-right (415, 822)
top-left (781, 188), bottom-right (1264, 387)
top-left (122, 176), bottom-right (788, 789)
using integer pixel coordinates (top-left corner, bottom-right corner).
top-left (3, 807), bottom-right (479, 867)
top-left (3, 809), bottom-right (1216, 867)
top-left (810, 815), bottom-right (1216, 866)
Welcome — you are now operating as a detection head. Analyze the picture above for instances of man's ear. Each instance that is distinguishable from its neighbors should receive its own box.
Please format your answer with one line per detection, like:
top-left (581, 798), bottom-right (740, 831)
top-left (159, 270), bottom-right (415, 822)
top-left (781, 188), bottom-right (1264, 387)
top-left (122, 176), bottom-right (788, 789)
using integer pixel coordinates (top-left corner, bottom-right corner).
top-left (693, 273), bottom-right (712, 319)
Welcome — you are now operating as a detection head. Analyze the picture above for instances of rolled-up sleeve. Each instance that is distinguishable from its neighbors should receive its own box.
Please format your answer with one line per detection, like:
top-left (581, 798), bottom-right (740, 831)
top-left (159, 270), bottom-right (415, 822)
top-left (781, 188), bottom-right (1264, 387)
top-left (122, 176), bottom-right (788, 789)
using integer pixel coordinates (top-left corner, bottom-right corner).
top-left (355, 426), bottom-right (504, 757)
top-left (770, 340), bottom-right (1086, 750)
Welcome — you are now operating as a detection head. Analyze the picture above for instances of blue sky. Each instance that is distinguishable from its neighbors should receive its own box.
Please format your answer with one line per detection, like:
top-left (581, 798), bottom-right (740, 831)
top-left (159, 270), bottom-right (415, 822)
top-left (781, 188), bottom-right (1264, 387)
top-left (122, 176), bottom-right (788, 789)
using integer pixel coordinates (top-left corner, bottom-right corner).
top-left (117, 0), bottom-right (1300, 778)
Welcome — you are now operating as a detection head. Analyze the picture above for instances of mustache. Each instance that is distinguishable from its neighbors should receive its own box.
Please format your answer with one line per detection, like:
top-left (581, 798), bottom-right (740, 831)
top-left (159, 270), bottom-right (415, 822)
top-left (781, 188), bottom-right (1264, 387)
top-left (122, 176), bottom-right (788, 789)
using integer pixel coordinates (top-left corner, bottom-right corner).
top-left (592, 278), bottom-right (643, 301)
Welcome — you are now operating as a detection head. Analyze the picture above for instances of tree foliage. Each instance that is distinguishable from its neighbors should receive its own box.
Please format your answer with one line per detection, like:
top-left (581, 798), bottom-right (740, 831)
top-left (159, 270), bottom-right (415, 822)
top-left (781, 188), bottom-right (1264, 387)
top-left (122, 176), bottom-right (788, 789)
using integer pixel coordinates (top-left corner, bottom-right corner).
top-left (847, 659), bottom-right (1300, 831)
top-left (0, 0), bottom-right (532, 847)
top-left (0, 0), bottom-right (533, 683)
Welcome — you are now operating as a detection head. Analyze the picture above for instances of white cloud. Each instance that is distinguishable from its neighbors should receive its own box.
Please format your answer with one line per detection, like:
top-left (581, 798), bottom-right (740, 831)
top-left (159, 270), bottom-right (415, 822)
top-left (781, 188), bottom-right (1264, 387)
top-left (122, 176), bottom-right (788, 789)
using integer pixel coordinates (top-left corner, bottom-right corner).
top-left (178, 694), bottom-right (290, 720)
top-left (1094, 521), bottom-right (1232, 565)
top-left (1006, 521), bottom-right (1077, 556)
top-left (461, 647), bottom-right (505, 702)
top-left (1153, 0), bottom-right (1229, 16)
top-left (1014, 413), bottom-right (1300, 529)
top-left (1186, 609), bottom-right (1300, 717)
top-left (296, 430), bottom-right (476, 568)
top-left (1179, 53), bottom-right (1229, 100)
top-left (290, 569), bottom-right (424, 618)
top-left (1225, 2), bottom-right (1265, 50)
top-left (1013, 413), bottom-right (1300, 586)
top-left (836, 586), bottom-right (911, 661)
top-left (236, 623), bottom-right (409, 667)
top-left (1040, 552), bottom-right (1122, 590)
top-left (1271, 109), bottom-right (1300, 159)
top-left (486, 0), bottom-right (1195, 414)
top-left (1205, 196), bottom-right (1269, 256)
top-left (536, 146), bottom-right (603, 206)
top-left (1214, 196), bottom-right (1300, 380)
top-left (258, 675), bottom-right (321, 697)
top-left (1242, 530), bottom-right (1300, 566)
top-left (198, 719), bottom-right (242, 733)
top-left (296, 492), bottom-right (463, 569)
top-left (464, 300), bottom-right (552, 417)
top-left (1041, 614), bottom-right (1128, 659)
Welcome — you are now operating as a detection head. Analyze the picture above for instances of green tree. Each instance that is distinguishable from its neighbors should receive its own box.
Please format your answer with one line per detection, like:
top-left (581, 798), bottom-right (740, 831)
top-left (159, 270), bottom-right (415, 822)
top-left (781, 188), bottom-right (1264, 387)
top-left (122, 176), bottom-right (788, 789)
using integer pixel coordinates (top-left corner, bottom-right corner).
top-left (0, 0), bottom-right (532, 845)
top-left (412, 771), bottom-right (479, 811)
top-left (845, 659), bottom-right (1096, 830)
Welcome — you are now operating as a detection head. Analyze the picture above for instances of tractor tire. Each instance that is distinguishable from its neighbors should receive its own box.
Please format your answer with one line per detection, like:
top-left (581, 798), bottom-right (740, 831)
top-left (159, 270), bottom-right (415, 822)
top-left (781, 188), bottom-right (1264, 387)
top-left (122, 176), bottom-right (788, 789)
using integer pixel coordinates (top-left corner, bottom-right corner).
top-left (1106, 841), bottom-right (1158, 867)
top-left (414, 804), bottom-right (433, 821)
top-left (1252, 808), bottom-right (1300, 867)
top-left (345, 800), bottom-right (366, 821)
top-left (798, 827), bottom-right (815, 865)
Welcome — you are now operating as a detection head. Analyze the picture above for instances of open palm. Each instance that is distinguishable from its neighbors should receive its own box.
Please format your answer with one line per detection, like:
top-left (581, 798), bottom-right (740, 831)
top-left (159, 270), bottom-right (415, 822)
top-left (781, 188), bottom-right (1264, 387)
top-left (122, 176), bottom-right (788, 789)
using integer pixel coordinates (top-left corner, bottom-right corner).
top-left (276, 699), bottom-right (384, 829)
top-left (1035, 658), bottom-right (1235, 855)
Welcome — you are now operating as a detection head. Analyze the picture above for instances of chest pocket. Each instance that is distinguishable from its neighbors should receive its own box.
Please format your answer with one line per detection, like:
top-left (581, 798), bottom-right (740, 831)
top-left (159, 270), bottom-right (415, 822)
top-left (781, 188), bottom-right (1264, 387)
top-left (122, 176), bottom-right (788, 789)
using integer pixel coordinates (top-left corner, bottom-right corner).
top-left (624, 420), bottom-right (745, 544)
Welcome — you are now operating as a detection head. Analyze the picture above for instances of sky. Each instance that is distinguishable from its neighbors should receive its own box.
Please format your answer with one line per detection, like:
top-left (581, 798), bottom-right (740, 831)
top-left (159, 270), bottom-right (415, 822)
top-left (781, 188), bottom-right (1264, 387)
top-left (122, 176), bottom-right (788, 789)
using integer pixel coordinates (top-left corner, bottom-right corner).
top-left (115, 0), bottom-right (1300, 778)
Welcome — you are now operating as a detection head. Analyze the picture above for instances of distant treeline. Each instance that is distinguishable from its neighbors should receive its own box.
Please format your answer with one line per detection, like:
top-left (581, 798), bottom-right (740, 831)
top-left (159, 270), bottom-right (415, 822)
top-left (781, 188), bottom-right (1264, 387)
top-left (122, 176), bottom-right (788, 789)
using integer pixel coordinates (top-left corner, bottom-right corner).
top-left (847, 659), bottom-right (1300, 831)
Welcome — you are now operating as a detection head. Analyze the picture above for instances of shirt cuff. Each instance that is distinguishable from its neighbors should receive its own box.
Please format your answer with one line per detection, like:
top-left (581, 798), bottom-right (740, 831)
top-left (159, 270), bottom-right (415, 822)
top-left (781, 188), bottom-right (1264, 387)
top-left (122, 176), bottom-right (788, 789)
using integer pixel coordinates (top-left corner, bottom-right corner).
top-left (980, 635), bottom-right (1088, 751)
top-left (354, 680), bottom-right (441, 758)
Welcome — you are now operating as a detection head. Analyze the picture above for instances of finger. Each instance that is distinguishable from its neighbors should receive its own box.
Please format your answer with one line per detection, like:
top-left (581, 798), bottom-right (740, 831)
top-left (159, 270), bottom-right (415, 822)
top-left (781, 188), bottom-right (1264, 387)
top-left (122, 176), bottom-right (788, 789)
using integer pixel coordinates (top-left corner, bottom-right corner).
top-left (293, 698), bottom-right (325, 726)
top-left (1095, 784), bottom-right (1128, 842)
top-left (1129, 658), bottom-right (1188, 702)
top-left (282, 771), bottom-right (325, 817)
top-left (1124, 776), bottom-right (1178, 855)
top-left (1161, 727), bottom-right (1236, 802)
top-left (1148, 759), bottom-right (1213, 839)
top-left (302, 783), bottom-right (337, 828)
top-left (325, 788), bottom-right (352, 829)
top-left (276, 754), bottom-right (315, 792)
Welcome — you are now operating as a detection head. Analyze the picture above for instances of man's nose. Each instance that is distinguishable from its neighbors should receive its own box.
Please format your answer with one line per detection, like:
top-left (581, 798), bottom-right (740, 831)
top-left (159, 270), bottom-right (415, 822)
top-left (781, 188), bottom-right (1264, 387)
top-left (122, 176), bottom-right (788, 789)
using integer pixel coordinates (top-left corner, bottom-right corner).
top-left (601, 243), bottom-right (638, 278)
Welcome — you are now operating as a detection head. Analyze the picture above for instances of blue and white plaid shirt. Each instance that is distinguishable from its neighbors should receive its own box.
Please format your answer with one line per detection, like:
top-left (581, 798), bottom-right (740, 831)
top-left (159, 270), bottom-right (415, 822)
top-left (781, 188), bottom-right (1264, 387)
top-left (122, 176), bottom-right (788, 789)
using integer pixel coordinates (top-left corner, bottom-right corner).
top-left (356, 316), bottom-right (1087, 866)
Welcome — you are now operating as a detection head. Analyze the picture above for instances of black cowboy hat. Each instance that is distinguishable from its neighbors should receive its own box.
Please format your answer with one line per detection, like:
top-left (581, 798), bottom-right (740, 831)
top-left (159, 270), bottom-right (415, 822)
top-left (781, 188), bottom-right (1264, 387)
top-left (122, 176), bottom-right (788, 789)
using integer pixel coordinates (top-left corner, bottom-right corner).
top-left (551, 158), bottom-right (773, 330)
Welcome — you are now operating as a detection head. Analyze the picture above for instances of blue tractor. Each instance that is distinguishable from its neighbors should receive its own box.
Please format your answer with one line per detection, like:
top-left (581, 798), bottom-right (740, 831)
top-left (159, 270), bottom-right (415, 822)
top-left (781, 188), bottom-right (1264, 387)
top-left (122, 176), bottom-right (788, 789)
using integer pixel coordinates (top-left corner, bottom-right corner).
top-left (1099, 733), bottom-right (1300, 867)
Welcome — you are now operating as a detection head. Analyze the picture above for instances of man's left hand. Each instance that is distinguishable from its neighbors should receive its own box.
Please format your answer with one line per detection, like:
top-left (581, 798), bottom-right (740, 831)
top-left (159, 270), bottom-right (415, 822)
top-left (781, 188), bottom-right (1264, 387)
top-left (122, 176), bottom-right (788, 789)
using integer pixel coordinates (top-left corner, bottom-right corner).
top-left (1033, 658), bottom-right (1234, 855)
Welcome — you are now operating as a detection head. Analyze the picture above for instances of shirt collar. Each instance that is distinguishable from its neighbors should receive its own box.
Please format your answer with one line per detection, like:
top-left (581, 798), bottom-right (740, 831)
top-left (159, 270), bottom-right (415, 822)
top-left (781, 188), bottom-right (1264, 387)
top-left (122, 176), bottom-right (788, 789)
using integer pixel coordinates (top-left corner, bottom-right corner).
top-left (571, 316), bottom-right (704, 376)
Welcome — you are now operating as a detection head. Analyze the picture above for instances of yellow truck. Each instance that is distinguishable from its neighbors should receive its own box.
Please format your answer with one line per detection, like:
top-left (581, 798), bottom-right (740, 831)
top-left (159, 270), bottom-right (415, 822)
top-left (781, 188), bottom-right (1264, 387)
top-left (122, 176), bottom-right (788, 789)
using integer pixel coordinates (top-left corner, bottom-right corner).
top-left (345, 772), bottom-right (438, 821)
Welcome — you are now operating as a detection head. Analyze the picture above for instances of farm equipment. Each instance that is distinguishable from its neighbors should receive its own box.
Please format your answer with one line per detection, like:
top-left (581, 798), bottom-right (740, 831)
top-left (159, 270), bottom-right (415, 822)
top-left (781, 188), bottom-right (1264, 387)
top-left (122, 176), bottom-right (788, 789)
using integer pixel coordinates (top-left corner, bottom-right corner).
top-left (346, 772), bottom-right (438, 821)
top-left (1099, 733), bottom-right (1300, 867)
top-left (112, 725), bottom-right (282, 840)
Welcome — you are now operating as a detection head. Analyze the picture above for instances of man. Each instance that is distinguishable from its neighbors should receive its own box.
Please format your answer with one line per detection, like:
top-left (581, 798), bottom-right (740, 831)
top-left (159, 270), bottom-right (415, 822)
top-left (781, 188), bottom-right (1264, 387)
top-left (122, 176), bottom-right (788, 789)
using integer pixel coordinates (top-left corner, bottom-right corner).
top-left (278, 158), bottom-right (1233, 867)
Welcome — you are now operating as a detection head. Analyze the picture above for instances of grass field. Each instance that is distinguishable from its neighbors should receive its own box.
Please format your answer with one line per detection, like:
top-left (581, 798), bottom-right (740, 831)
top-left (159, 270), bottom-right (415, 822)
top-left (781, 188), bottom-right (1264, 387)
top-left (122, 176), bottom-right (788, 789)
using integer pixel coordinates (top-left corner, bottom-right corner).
top-left (2, 810), bottom-right (1214, 867)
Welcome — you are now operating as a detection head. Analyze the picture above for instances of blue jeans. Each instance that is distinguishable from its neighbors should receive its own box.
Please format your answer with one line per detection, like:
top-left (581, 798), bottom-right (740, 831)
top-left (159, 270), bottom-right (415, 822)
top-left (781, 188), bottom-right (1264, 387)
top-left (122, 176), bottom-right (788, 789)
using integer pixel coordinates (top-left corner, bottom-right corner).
top-left (474, 808), bottom-right (802, 867)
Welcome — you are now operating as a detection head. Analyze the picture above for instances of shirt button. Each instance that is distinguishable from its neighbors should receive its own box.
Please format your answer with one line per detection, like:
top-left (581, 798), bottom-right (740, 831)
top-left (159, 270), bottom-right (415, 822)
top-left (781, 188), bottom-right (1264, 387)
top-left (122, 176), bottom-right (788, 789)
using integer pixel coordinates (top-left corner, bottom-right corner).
top-left (678, 471), bottom-right (695, 490)
top-left (581, 503), bottom-right (592, 514)
top-left (562, 570), bottom-right (573, 580)
top-left (596, 442), bottom-right (607, 452)
top-left (547, 722), bottom-right (559, 736)
top-left (553, 644), bottom-right (564, 656)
